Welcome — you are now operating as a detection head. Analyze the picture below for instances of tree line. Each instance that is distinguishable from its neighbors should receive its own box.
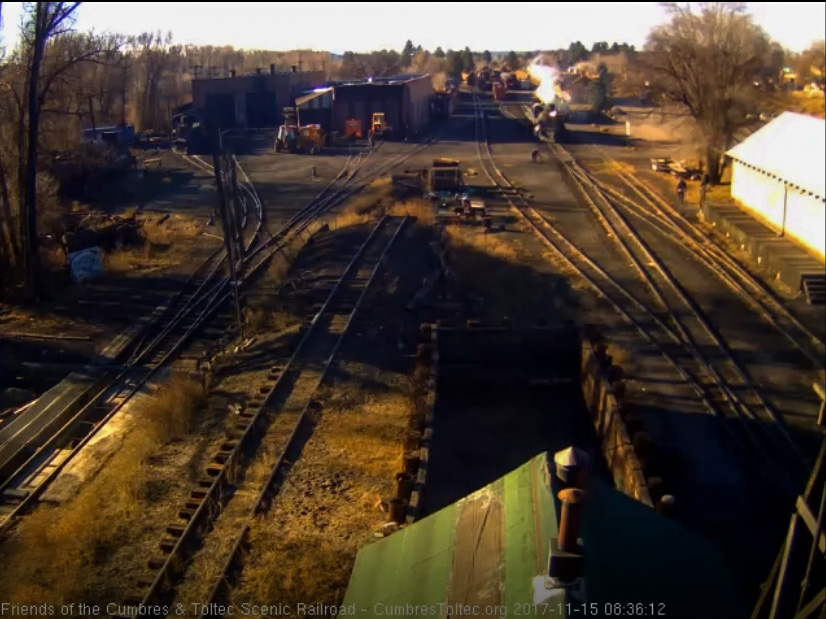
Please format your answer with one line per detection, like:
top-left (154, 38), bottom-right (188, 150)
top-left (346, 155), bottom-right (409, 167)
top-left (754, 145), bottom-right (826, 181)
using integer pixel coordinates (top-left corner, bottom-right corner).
top-left (335, 41), bottom-right (639, 83)
top-left (0, 2), bottom-right (330, 299)
top-left (0, 2), bottom-right (824, 302)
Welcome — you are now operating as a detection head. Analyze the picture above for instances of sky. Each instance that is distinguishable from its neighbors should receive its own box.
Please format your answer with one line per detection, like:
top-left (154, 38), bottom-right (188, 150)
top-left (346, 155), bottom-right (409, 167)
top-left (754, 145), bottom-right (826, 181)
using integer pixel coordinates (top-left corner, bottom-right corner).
top-left (1, 2), bottom-right (824, 54)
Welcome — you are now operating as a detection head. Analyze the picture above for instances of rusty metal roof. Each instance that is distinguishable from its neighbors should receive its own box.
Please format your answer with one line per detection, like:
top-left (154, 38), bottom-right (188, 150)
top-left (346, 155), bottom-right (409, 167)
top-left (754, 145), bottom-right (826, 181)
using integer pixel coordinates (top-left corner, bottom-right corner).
top-left (343, 452), bottom-right (739, 618)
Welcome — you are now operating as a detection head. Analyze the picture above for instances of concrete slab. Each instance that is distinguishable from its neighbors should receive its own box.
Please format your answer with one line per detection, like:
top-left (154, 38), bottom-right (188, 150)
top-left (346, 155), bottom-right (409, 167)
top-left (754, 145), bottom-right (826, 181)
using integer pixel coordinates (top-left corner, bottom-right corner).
top-left (38, 369), bottom-right (170, 504)
top-left (702, 201), bottom-right (825, 291)
top-left (0, 370), bottom-right (106, 481)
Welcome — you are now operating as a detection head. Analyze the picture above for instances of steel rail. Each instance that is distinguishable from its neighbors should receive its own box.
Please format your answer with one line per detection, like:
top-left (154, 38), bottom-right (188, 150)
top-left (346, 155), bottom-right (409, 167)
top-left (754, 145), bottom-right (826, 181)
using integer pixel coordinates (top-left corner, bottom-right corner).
top-left (117, 214), bottom-right (406, 614)
top-left (475, 96), bottom-right (807, 496)
top-left (201, 215), bottom-right (409, 613)
top-left (580, 148), bottom-right (826, 365)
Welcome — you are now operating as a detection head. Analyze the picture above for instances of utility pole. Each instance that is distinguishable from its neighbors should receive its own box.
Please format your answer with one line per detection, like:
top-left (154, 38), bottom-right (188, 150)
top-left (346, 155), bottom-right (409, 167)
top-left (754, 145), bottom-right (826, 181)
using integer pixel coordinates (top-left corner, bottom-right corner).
top-left (210, 124), bottom-right (245, 340)
top-left (228, 158), bottom-right (245, 253)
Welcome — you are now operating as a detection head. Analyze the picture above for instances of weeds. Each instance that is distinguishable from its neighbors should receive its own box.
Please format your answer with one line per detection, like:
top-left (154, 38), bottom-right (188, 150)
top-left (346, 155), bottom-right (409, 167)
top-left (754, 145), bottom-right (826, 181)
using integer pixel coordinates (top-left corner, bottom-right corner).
top-left (330, 211), bottom-right (371, 229)
top-left (105, 212), bottom-right (207, 275)
top-left (237, 376), bottom-right (410, 606)
top-left (444, 224), bottom-right (578, 321)
top-left (342, 177), bottom-right (393, 215)
top-left (0, 376), bottom-right (206, 604)
top-left (243, 305), bottom-right (300, 335)
top-left (389, 198), bottom-right (437, 225)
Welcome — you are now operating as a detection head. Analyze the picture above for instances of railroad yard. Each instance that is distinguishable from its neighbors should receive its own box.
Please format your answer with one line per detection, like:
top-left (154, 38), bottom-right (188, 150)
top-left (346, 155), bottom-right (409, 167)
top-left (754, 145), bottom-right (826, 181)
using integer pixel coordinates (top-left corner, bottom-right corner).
top-left (1, 14), bottom-right (826, 619)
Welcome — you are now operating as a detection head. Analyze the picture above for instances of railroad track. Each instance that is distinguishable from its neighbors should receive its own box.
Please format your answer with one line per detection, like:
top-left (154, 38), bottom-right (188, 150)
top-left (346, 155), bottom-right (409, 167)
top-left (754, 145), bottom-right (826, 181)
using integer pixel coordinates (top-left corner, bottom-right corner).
top-left (0, 123), bottom-right (444, 536)
top-left (572, 145), bottom-right (825, 368)
top-left (0, 160), bottom-right (263, 532)
top-left (473, 96), bottom-right (809, 497)
top-left (0, 146), bottom-right (368, 533)
top-left (111, 214), bottom-right (409, 617)
top-left (503, 102), bottom-right (825, 369)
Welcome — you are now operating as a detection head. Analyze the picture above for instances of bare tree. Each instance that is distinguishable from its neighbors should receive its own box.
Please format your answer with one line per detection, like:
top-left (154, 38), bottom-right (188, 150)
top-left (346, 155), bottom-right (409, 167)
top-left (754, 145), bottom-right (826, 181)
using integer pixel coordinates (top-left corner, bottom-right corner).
top-left (133, 31), bottom-right (176, 131)
top-left (645, 2), bottom-right (771, 183)
top-left (796, 40), bottom-right (826, 85)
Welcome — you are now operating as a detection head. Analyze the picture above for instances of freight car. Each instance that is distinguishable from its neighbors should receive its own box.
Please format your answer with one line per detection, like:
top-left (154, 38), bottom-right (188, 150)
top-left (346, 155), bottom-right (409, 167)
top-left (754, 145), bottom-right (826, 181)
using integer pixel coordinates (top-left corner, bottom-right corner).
top-left (431, 88), bottom-right (459, 119)
top-left (477, 68), bottom-right (492, 92)
top-left (493, 81), bottom-right (507, 101)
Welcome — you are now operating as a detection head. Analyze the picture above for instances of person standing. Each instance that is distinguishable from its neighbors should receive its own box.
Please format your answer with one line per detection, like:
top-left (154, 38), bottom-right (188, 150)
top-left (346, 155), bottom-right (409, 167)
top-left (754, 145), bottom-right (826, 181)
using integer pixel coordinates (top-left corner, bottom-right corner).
top-left (700, 172), bottom-right (710, 203)
top-left (676, 177), bottom-right (687, 203)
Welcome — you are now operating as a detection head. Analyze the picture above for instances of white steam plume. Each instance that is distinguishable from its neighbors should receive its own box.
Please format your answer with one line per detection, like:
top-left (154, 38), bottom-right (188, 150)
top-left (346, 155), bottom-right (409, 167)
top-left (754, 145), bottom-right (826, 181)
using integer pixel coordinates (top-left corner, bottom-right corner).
top-left (527, 56), bottom-right (571, 106)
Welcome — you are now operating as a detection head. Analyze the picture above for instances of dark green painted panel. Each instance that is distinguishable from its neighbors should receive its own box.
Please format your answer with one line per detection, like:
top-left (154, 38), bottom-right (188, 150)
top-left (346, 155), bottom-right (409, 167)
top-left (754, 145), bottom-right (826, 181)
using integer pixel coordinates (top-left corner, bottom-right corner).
top-left (505, 457), bottom-right (542, 617)
top-left (343, 501), bottom-right (456, 618)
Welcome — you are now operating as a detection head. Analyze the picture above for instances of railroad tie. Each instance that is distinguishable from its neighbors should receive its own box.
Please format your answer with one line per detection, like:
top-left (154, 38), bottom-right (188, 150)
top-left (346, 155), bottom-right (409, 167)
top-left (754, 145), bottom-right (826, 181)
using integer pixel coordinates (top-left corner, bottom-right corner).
top-left (206, 461), bottom-right (224, 476)
top-left (159, 536), bottom-right (177, 552)
top-left (135, 577), bottom-right (155, 589)
top-left (122, 594), bottom-right (146, 605)
top-left (147, 557), bottom-right (166, 570)
top-left (225, 429), bottom-right (244, 441)
top-left (191, 488), bottom-right (209, 500)
top-left (178, 508), bottom-right (195, 520)
top-left (214, 450), bottom-right (233, 464)
top-left (234, 420), bottom-right (251, 432)
top-left (166, 523), bottom-right (187, 537)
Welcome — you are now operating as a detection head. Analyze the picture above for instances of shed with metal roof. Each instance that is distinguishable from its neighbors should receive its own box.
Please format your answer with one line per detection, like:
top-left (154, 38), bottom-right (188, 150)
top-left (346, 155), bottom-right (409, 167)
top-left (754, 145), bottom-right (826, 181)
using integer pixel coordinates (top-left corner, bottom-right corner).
top-left (343, 451), bottom-right (739, 619)
top-left (726, 112), bottom-right (825, 261)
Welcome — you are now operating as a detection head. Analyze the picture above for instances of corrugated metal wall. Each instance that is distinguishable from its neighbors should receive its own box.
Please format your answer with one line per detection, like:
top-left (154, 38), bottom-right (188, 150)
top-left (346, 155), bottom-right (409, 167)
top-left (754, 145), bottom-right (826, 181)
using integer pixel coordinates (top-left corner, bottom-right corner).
top-left (731, 161), bottom-right (826, 260)
top-left (403, 76), bottom-right (433, 135)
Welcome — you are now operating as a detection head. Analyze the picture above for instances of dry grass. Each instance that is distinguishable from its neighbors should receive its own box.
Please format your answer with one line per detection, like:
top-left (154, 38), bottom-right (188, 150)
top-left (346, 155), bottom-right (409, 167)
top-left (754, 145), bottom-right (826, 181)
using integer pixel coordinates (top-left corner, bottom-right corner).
top-left (105, 212), bottom-right (208, 275)
top-left (244, 305), bottom-right (300, 335)
top-left (388, 198), bottom-right (437, 225)
top-left (444, 224), bottom-right (580, 321)
top-left (445, 224), bottom-right (519, 264)
top-left (683, 165), bottom-right (734, 205)
top-left (608, 344), bottom-right (638, 378)
top-left (341, 176), bottom-right (393, 216)
top-left (237, 374), bottom-right (410, 606)
top-left (330, 211), bottom-right (372, 229)
top-left (0, 376), bottom-right (206, 604)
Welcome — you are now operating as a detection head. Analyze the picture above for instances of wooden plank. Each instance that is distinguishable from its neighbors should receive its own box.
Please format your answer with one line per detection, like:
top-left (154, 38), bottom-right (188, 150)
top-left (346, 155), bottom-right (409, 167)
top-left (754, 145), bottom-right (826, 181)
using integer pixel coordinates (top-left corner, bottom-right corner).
top-left (794, 588), bottom-right (825, 619)
top-left (769, 514), bottom-right (801, 619)
top-left (448, 487), bottom-right (504, 618)
top-left (505, 461), bottom-right (540, 615)
top-left (795, 496), bottom-right (826, 553)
